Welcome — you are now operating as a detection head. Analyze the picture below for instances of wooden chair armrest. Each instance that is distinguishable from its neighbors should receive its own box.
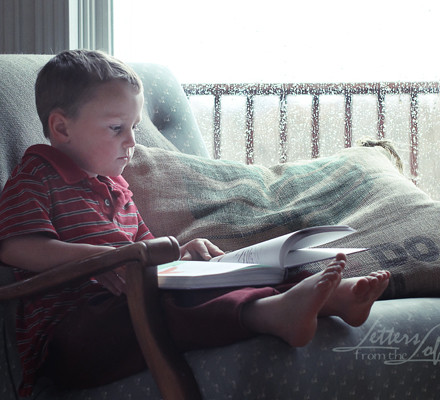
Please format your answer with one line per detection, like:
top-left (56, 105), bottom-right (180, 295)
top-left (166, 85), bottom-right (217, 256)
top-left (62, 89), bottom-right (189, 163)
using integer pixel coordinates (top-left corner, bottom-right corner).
top-left (0, 236), bottom-right (202, 400)
top-left (0, 237), bottom-right (179, 300)
top-left (126, 254), bottom-right (202, 400)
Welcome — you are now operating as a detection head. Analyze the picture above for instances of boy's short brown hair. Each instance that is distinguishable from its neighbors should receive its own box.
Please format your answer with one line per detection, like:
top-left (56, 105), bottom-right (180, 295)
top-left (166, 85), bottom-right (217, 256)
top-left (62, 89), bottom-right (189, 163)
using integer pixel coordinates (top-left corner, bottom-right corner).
top-left (35, 49), bottom-right (143, 138)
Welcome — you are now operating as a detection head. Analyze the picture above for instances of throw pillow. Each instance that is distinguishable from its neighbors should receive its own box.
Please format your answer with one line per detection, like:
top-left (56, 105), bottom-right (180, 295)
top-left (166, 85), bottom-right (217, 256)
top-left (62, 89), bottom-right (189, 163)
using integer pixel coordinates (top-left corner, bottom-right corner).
top-left (124, 144), bottom-right (440, 298)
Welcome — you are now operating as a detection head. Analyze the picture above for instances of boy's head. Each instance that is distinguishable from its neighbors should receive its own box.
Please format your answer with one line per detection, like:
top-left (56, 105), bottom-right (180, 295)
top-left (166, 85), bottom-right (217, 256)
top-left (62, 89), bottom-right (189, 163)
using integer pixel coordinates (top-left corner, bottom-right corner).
top-left (35, 49), bottom-right (143, 138)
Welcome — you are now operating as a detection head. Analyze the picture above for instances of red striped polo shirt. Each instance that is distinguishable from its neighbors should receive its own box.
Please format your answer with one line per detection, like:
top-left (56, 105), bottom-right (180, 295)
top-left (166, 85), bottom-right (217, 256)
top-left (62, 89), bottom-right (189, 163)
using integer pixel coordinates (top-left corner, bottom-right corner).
top-left (0, 144), bottom-right (154, 396)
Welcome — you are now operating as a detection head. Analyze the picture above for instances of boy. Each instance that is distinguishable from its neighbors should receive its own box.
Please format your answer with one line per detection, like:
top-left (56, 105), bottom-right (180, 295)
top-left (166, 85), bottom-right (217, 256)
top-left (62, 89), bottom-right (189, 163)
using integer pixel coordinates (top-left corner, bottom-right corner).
top-left (0, 50), bottom-right (390, 395)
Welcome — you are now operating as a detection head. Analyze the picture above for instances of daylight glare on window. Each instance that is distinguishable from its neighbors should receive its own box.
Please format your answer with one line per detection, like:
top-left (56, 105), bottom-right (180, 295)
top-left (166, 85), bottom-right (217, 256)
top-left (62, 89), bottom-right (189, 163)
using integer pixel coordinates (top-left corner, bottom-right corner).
top-left (113, 0), bottom-right (440, 83)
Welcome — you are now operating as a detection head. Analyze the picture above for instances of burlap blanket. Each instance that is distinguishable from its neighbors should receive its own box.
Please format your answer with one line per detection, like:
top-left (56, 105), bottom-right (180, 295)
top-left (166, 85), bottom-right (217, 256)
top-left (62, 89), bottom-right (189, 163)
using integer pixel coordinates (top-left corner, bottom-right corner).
top-left (124, 144), bottom-right (440, 299)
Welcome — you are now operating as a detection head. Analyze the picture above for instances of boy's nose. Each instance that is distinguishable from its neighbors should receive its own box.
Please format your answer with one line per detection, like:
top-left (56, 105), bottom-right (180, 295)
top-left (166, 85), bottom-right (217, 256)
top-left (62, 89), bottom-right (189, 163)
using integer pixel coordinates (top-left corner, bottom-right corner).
top-left (124, 129), bottom-right (136, 147)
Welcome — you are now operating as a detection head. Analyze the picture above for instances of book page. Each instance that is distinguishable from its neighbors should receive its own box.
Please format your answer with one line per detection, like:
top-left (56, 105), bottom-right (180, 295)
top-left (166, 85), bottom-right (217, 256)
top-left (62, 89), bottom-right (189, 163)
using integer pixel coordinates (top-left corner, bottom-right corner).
top-left (281, 226), bottom-right (355, 251)
top-left (284, 247), bottom-right (367, 268)
top-left (211, 226), bottom-right (356, 267)
top-left (210, 233), bottom-right (292, 267)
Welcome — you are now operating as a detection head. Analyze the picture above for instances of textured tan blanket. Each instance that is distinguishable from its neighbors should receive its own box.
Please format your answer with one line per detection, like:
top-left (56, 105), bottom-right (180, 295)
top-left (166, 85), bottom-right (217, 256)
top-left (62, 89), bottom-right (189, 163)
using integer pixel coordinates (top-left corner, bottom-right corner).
top-left (124, 144), bottom-right (440, 298)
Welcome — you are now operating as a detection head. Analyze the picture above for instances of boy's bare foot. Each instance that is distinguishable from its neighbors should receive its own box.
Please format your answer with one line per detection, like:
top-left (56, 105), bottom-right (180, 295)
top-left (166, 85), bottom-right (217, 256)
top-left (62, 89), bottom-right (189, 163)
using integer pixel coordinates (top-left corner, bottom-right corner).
top-left (241, 255), bottom-right (345, 347)
top-left (320, 270), bottom-right (391, 326)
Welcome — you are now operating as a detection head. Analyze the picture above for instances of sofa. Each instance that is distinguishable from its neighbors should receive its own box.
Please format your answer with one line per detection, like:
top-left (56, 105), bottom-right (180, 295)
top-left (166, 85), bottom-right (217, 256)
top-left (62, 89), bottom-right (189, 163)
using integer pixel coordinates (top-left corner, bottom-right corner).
top-left (1, 54), bottom-right (440, 400)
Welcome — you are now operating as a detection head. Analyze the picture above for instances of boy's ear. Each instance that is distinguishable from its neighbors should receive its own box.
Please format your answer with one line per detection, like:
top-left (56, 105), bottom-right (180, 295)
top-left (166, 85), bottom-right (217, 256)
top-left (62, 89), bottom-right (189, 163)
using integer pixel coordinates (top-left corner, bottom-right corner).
top-left (48, 110), bottom-right (70, 143)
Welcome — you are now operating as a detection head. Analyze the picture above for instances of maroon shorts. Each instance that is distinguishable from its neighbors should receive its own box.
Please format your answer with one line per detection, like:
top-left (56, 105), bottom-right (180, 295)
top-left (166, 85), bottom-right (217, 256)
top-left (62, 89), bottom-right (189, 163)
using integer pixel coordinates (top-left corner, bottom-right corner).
top-left (42, 286), bottom-right (278, 389)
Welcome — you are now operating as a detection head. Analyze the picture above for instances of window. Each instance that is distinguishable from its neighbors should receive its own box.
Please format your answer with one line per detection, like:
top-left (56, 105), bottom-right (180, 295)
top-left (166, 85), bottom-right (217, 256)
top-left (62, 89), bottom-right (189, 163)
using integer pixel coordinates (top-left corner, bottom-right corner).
top-left (113, 0), bottom-right (440, 201)
top-left (113, 0), bottom-right (440, 83)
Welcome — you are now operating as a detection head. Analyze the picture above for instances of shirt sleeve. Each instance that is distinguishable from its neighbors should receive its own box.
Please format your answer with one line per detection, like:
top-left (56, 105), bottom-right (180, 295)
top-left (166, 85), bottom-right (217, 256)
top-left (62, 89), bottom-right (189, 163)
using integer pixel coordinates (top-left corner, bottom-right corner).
top-left (0, 168), bottom-right (58, 241)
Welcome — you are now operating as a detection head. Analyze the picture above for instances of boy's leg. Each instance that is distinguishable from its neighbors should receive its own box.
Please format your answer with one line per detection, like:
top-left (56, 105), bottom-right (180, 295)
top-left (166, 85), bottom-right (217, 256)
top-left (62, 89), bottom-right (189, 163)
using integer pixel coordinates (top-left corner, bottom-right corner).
top-left (162, 286), bottom-right (278, 350)
top-left (238, 256), bottom-right (390, 347)
top-left (241, 260), bottom-right (344, 347)
top-left (41, 292), bottom-right (147, 389)
top-left (41, 257), bottom-right (389, 388)
top-left (42, 286), bottom-right (278, 389)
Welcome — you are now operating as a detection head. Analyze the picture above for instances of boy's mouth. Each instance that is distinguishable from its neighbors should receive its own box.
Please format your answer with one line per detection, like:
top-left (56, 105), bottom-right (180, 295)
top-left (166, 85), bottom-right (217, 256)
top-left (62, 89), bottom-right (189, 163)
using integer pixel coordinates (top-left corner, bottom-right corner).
top-left (117, 156), bottom-right (131, 165)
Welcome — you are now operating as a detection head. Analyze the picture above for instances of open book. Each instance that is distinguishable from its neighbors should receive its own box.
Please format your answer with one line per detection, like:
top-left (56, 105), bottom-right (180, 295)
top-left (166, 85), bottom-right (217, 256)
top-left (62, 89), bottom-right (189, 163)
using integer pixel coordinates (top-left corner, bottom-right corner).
top-left (158, 225), bottom-right (365, 289)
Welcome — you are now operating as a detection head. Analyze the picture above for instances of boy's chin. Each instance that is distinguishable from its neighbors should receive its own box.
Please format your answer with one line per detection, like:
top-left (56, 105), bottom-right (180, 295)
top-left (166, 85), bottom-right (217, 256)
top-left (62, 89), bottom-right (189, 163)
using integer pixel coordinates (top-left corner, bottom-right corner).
top-left (85, 167), bottom-right (125, 178)
top-left (112, 166), bottom-right (127, 177)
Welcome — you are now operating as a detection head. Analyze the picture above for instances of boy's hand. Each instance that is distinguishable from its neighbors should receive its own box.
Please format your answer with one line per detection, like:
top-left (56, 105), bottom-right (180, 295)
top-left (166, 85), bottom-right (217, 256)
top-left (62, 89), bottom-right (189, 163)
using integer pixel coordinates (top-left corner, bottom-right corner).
top-left (180, 239), bottom-right (224, 261)
top-left (93, 266), bottom-right (126, 296)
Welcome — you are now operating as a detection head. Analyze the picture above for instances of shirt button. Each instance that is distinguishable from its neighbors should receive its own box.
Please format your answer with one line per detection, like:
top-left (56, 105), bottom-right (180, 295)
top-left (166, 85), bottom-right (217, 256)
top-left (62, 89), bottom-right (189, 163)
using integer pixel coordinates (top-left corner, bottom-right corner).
top-left (104, 199), bottom-right (111, 207)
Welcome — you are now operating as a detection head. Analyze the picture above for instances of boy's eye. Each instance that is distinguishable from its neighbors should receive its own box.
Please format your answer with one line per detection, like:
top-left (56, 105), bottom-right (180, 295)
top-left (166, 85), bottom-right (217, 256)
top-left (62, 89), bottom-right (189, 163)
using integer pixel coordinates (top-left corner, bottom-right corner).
top-left (132, 124), bottom-right (140, 132)
top-left (110, 125), bottom-right (122, 133)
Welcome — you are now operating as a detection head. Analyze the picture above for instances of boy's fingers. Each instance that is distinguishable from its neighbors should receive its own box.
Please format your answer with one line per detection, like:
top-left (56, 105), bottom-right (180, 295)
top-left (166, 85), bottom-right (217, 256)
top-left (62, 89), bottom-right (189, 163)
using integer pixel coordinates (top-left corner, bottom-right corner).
top-left (95, 271), bottom-right (125, 296)
top-left (198, 247), bottom-right (212, 261)
top-left (180, 250), bottom-right (192, 260)
top-left (179, 239), bottom-right (225, 261)
top-left (206, 241), bottom-right (224, 256)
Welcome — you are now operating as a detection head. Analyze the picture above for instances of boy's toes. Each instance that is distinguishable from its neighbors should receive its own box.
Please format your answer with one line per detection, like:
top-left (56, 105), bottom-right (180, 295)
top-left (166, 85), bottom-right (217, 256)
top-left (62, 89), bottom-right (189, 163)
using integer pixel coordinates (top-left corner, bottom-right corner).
top-left (352, 277), bottom-right (371, 297)
top-left (369, 270), bottom-right (391, 280)
top-left (315, 265), bottom-right (343, 292)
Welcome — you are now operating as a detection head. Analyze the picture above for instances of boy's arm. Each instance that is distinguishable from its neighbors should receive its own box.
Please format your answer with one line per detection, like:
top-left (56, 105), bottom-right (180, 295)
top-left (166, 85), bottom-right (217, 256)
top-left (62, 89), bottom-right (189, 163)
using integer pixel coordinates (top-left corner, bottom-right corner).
top-left (0, 234), bottom-right (125, 295)
top-left (0, 234), bottom-right (114, 272)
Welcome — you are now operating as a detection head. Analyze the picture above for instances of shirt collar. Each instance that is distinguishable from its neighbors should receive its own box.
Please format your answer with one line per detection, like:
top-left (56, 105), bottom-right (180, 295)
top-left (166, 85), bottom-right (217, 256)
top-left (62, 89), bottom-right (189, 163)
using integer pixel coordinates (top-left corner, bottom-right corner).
top-left (25, 144), bottom-right (89, 184)
top-left (24, 144), bottom-right (131, 193)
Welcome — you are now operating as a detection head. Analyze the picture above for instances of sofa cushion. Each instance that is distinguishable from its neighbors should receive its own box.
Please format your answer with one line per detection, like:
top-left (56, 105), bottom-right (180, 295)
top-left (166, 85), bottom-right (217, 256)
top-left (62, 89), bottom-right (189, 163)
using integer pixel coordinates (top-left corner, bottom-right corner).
top-left (124, 144), bottom-right (440, 299)
top-left (130, 63), bottom-right (210, 158)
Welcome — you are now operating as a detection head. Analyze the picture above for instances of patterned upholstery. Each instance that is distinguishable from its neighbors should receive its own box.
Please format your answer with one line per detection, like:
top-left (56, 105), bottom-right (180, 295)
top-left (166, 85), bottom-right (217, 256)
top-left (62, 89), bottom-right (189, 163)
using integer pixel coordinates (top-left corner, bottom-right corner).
top-left (132, 62), bottom-right (210, 158)
top-left (6, 298), bottom-right (440, 400)
top-left (1, 55), bottom-right (440, 399)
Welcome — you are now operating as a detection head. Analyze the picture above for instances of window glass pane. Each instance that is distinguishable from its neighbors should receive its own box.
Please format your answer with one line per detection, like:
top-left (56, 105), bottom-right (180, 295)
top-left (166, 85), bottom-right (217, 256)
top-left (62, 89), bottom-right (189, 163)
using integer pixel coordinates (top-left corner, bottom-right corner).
top-left (113, 1), bottom-right (440, 200)
top-left (114, 0), bottom-right (440, 83)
